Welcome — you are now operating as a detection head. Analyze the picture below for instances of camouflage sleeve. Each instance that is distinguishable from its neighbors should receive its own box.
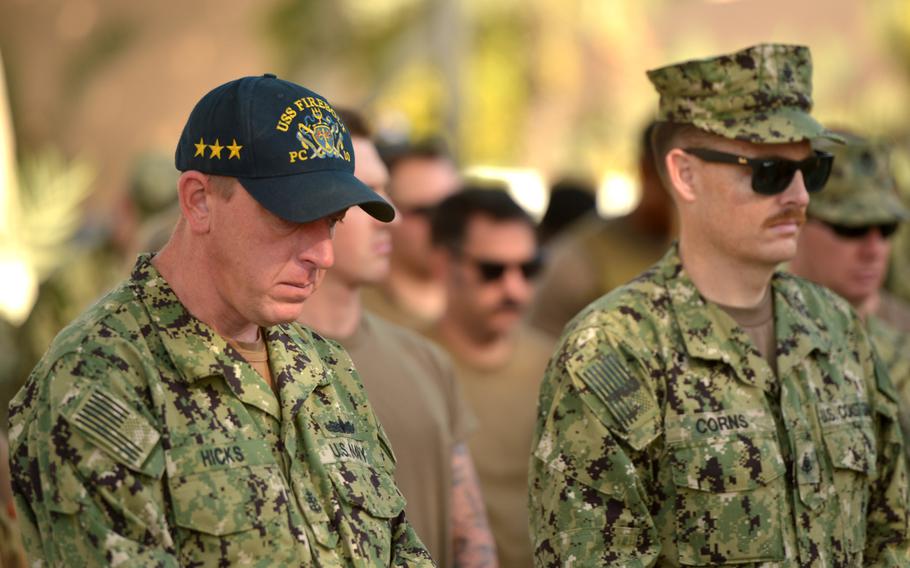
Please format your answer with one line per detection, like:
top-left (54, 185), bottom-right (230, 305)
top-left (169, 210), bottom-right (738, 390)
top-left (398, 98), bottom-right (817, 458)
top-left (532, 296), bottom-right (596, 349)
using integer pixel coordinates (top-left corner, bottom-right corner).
top-left (7, 349), bottom-right (176, 567)
top-left (863, 330), bottom-right (910, 566)
top-left (529, 326), bottom-right (662, 567)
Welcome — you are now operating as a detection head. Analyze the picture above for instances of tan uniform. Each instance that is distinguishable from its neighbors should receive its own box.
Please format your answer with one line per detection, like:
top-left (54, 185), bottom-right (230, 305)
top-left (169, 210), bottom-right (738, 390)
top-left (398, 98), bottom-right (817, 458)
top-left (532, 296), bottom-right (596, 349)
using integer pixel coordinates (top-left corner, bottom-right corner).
top-left (432, 326), bottom-right (554, 568)
top-left (362, 286), bottom-right (437, 333)
top-left (528, 213), bottom-right (669, 338)
top-left (338, 311), bottom-right (476, 567)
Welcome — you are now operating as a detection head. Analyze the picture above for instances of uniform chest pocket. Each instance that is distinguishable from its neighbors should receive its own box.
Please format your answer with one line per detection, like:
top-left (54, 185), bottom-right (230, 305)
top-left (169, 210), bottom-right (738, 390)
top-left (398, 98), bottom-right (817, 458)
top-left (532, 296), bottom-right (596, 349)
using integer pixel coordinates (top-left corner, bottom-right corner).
top-left (325, 459), bottom-right (406, 519)
top-left (166, 439), bottom-right (288, 536)
top-left (670, 433), bottom-right (786, 565)
top-left (822, 420), bottom-right (877, 553)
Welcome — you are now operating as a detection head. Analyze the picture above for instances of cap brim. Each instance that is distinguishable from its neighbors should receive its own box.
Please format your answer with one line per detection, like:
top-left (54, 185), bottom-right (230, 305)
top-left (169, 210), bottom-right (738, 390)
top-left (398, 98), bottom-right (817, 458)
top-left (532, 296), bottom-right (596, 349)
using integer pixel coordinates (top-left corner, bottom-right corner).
top-left (237, 170), bottom-right (395, 224)
top-left (696, 107), bottom-right (845, 145)
top-left (809, 191), bottom-right (910, 226)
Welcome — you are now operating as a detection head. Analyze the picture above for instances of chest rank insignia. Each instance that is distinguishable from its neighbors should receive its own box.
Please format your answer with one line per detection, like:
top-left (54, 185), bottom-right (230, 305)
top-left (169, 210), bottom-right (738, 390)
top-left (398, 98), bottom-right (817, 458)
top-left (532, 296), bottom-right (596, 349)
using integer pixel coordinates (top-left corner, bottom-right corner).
top-left (296, 107), bottom-right (347, 161)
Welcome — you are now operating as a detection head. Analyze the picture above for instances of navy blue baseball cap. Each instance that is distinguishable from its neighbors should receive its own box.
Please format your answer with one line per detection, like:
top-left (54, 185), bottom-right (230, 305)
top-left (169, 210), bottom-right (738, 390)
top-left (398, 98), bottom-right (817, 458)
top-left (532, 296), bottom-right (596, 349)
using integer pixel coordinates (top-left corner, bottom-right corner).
top-left (175, 74), bottom-right (394, 223)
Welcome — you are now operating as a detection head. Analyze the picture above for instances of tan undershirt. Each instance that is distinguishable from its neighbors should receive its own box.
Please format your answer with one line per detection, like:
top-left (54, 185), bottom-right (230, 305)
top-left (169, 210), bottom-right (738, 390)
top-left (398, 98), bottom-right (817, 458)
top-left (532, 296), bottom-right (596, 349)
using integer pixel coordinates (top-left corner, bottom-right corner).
top-left (717, 288), bottom-right (778, 376)
top-left (227, 330), bottom-right (274, 389)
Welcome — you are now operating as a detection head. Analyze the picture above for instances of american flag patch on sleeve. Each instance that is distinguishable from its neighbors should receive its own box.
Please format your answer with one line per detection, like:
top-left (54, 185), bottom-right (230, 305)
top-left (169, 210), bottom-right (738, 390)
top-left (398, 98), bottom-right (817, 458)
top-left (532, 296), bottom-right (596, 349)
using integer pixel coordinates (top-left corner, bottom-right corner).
top-left (64, 386), bottom-right (160, 471)
top-left (570, 351), bottom-right (658, 437)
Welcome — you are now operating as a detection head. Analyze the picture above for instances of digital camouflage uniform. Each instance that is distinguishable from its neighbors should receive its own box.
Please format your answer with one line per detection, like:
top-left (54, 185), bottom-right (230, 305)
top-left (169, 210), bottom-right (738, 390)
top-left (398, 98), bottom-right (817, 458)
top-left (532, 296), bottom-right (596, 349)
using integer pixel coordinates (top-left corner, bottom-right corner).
top-left (530, 246), bottom-right (909, 567)
top-left (8, 255), bottom-right (433, 567)
top-left (529, 44), bottom-right (910, 567)
top-left (807, 133), bottom-right (910, 463)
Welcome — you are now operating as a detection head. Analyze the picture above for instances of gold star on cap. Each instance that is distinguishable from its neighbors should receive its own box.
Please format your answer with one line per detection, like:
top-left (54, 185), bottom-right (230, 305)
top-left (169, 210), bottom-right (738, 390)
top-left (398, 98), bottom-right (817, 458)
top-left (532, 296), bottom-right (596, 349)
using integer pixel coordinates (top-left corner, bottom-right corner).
top-left (194, 137), bottom-right (207, 157)
top-left (227, 138), bottom-right (243, 160)
top-left (209, 138), bottom-right (224, 159)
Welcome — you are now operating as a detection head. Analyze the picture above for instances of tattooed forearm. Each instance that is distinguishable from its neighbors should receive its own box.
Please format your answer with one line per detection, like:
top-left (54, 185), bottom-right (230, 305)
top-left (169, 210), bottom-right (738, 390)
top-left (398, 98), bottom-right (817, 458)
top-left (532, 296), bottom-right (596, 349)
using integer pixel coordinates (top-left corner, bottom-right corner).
top-left (451, 444), bottom-right (498, 568)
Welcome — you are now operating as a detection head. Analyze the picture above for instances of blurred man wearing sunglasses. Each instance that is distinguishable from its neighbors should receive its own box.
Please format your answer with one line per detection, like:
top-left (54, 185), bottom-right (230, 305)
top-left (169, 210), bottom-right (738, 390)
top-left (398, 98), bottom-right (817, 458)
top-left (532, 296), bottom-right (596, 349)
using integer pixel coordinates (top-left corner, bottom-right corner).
top-left (529, 44), bottom-right (910, 567)
top-left (790, 133), bottom-right (910, 452)
top-left (429, 186), bottom-right (553, 568)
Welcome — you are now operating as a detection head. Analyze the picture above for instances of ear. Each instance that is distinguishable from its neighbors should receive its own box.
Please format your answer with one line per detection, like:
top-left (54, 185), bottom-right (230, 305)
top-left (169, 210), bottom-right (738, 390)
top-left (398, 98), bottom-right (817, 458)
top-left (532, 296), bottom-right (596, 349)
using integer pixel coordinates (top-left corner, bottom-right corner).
top-left (665, 148), bottom-right (698, 204)
top-left (177, 171), bottom-right (214, 234)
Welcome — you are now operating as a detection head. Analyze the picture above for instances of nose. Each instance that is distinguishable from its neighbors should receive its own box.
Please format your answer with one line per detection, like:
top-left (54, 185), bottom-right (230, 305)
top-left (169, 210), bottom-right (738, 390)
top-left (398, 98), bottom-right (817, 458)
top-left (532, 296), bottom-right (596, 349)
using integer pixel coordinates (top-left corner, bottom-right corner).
top-left (299, 217), bottom-right (335, 269)
top-left (501, 265), bottom-right (533, 305)
top-left (857, 227), bottom-right (889, 260)
top-left (781, 170), bottom-right (810, 208)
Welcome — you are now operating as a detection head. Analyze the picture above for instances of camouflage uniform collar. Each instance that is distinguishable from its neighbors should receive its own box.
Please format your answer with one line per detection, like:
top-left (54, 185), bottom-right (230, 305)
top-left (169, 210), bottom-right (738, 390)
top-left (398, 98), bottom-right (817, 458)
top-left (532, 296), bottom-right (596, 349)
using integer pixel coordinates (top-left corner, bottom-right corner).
top-left (662, 245), bottom-right (830, 387)
top-left (769, 272), bottom-right (833, 372)
top-left (128, 255), bottom-right (329, 416)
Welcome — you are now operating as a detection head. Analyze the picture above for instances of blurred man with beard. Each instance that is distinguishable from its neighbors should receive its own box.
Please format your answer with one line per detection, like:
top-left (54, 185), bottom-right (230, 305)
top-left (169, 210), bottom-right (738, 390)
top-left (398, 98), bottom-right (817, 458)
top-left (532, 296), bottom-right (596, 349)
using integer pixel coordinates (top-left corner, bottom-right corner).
top-left (790, 132), bottom-right (910, 454)
top-left (428, 186), bottom-right (553, 568)
top-left (297, 110), bottom-right (496, 568)
top-left (362, 139), bottom-right (461, 330)
top-left (529, 44), bottom-right (910, 566)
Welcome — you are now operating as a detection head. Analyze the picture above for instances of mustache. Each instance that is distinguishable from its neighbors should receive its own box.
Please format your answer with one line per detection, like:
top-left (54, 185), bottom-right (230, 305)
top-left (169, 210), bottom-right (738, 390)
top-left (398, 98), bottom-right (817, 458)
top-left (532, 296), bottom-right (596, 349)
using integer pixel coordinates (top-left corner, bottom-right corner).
top-left (763, 207), bottom-right (806, 228)
top-left (494, 299), bottom-right (524, 314)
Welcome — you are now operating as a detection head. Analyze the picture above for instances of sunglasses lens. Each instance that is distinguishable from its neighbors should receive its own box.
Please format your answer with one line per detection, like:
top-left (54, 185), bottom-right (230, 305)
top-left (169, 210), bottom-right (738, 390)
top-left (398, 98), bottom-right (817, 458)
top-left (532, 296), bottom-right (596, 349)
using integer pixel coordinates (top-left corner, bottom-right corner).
top-left (477, 262), bottom-right (506, 281)
top-left (802, 153), bottom-right (833, 193)
top-left (880, 223), bottom-right (899, 238)
top-left (828, 224), bottom-right (868, 238)
top-left (826, 222), bottom-right (900, 239)
top-left (751, 160), bottom-right (795, 195)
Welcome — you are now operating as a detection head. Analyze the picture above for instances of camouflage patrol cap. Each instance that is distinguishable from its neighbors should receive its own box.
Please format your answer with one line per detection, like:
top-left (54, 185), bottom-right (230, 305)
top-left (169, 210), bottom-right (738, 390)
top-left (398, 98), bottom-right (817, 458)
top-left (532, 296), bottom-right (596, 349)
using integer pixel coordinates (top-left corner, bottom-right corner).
top-left (809, 132), bottom-right (909, 225)
top-left (647, 43), bottom-right (842, 144)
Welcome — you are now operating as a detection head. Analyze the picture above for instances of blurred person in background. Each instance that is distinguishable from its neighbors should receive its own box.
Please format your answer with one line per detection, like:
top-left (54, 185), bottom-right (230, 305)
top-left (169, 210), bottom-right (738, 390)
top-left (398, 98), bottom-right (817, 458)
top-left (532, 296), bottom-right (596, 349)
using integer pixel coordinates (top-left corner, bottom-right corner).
top-left (428, 186), bottom-right (553, 568)
top-left (537, 175), bottom-right (596, 245)
top-left (297, 109), bottom-right (497, 568)
top-left (790, 131), bottom-right (910, 446)
top-left (527, 121), bottom-right (675, 338)
top-left (529, 44), bottom-right (910, 566)
top-left (362, 138), bottom-right (461, 330)
top-left (8, 75), bottom-right (433, 566)
top-left (0, 153), bottom-right (178, 429)
top-left (885, 140), bottom-right (910, 310)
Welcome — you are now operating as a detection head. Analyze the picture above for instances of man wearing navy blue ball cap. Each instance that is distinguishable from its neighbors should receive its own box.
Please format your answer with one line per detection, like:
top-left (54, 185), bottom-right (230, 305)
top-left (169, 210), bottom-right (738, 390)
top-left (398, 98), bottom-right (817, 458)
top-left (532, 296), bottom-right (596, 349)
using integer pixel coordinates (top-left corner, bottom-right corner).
top-left (8, 75), bottom-right (434, 566)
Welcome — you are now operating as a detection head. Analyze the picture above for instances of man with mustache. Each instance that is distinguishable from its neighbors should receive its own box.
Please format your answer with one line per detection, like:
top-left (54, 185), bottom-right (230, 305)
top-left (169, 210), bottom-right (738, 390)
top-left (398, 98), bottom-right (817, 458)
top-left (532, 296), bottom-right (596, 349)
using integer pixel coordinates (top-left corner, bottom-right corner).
top-left (8, 75), bottom-right (433, 566)
top-left (428, 186), bottom-right (553, 568)
top-left (297, 109), bottom-right (496, 568)
top-left (789, 132), bottom-right (910, 454)
top-left (529, 44), bottom-right (910, 566)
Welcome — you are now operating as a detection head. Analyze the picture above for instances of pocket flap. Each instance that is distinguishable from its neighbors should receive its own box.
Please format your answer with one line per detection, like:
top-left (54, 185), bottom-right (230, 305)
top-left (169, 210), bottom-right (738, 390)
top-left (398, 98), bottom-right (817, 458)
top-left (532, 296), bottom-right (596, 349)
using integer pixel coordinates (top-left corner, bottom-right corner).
top-left (823, 424), bottom-right (877, 477)
top-left (671, 435), bottom-right (785, 492)
top-left (327, 461), bottom-right (406, 519)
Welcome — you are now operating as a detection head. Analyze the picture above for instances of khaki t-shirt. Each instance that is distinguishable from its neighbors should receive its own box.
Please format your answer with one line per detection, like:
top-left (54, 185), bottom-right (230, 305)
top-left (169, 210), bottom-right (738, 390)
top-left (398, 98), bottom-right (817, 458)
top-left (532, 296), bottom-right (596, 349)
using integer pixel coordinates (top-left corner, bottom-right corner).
top-left (433, 326), bottom-right (555, 568)
top-left (716, 288), bottom-right (777, 376)
top-left (339, 311), bottom-right (476, 568)
top-left (361, 286), bottom-right (437, 333)
top-left (226, 330), bottom-right (274, 389)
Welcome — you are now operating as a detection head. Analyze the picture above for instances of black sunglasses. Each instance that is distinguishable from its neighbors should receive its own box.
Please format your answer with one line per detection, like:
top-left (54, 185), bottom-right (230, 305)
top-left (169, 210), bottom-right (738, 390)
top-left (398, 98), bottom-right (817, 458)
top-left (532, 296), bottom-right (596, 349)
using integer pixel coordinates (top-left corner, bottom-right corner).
top-left (684, 147), bottom-right (834, 196)
top-left (466, 255), bottom-right (544, 282)
top-left (819, 220), bottom-right (899, 240)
